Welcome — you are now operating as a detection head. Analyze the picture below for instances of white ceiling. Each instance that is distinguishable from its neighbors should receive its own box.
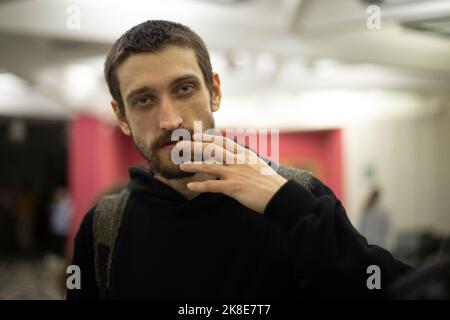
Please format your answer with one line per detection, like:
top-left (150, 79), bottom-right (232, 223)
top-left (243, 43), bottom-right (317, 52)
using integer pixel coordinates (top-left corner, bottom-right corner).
top-left (0, 0), bottom-right (450, 128)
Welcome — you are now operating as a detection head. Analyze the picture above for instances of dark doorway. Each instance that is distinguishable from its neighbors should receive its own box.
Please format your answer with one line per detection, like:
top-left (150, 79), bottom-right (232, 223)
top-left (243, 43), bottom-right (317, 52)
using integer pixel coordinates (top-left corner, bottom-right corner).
top-left (0, 117), bottom-right (67, 255)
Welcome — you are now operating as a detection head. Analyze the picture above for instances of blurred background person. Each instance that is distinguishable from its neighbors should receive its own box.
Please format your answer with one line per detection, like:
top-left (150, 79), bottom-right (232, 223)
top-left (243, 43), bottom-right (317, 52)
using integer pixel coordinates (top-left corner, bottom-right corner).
top-left (48, 186), bottom-right (72, 257)
top-left (15, 182), bottom-right (36, 252)
top-left (358, 186), bottom-right (390, 248)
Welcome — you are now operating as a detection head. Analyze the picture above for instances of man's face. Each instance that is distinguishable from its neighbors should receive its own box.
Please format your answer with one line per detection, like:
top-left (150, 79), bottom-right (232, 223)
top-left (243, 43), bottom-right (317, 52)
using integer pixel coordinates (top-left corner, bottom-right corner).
top-left (112, 45), bottom-right (221, 179)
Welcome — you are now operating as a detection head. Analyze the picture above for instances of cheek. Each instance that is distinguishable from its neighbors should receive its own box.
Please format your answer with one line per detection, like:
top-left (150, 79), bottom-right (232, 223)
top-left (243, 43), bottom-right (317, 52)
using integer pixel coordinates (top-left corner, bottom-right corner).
top-left (130, 118), bottom-right (157, 142)
top-left (183, 96), bottom-right (213, 121)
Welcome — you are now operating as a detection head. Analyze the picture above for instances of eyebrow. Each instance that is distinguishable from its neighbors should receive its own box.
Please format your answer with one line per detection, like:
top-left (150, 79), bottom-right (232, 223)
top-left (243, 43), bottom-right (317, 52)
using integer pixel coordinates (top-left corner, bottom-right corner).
top-left (125, 74), bottom-right (201, 104)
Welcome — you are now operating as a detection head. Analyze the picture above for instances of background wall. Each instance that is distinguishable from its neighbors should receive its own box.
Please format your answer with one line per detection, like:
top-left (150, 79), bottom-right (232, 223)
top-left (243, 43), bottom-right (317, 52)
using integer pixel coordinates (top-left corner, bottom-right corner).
top-left (344, 112), bottom-right (450, 248)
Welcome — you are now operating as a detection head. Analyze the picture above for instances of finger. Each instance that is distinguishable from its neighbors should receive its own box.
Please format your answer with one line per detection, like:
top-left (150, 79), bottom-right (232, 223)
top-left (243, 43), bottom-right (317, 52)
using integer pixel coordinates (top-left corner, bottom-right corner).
top-left (193, 133), bottom-right (246, 154)
top-left (176, 141), bottom-right (236, 164)
top-left (186, 179), bottom-right (228, 193)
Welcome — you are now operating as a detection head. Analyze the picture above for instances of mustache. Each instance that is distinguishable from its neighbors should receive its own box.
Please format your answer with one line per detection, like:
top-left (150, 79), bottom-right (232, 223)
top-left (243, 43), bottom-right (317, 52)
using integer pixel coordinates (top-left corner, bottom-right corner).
top-left (153, 128), bottom-right (195, 149)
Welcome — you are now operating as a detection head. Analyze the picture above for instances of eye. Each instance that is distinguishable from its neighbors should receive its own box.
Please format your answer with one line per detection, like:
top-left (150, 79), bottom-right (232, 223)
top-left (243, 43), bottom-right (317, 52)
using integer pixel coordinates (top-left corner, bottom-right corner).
top-left (134, 96), bottom-right (154, 107)
top-left (177, 83), bottom-right (195, 95)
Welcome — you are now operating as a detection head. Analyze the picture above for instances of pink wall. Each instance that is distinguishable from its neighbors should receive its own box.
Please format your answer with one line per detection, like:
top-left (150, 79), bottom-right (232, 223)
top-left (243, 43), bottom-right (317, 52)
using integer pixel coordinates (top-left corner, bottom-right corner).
top-left (67, 115), bottom-right (344, 252)
top-left (279, 130), bottom-right (344, 203)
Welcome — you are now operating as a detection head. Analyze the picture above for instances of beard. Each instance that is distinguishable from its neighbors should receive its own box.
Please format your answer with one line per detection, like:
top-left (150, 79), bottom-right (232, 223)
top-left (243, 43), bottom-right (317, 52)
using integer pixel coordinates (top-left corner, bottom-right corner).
top-left (132, 115), bottom-right (215, 180)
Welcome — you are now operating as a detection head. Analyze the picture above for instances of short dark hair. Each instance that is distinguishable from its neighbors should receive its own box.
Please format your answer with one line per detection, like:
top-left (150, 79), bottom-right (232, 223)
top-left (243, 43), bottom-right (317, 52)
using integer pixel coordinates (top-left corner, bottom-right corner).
top-left (104, 20), bottom-right (213, 115)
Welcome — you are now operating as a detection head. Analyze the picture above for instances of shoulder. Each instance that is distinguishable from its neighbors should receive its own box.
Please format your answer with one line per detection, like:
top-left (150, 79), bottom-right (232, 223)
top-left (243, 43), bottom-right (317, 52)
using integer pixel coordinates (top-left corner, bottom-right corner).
top-left (277, 165), bottom-right (336, 199)
top-left (309, 176), bottom-right (336, 199)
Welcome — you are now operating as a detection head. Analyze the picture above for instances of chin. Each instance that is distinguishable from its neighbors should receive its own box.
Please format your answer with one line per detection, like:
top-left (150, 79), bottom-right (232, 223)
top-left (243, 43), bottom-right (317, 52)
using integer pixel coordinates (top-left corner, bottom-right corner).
top-left (156, 166), bottom-right (195, 180)
top-left (152, 154), bottom-right (194, 180)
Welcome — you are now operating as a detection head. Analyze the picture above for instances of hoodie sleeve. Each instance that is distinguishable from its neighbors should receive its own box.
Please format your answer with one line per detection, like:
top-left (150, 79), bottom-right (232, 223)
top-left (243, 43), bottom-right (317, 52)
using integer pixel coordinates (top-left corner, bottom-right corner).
top-left (263, 178), bottom-right (412, 299)
top-left (66, 208), bottom-right (99, 300)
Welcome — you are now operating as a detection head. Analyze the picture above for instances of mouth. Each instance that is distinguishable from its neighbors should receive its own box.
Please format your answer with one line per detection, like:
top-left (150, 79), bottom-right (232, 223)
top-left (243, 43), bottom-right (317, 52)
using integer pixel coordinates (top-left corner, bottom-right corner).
top-left (161, 141), bottom-right (178, 149)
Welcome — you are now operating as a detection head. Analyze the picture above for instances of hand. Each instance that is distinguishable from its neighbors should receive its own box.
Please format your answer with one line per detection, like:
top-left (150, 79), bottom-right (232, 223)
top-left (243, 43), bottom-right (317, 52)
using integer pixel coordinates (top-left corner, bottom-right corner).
top-left (177, 133), bottom-right (288, 214)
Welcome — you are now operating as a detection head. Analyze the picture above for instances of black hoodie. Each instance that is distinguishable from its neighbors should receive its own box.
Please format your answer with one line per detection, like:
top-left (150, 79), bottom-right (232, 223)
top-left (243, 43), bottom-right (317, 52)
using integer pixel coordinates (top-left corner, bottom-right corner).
top-left (67, 166), bottom-right (411, 300)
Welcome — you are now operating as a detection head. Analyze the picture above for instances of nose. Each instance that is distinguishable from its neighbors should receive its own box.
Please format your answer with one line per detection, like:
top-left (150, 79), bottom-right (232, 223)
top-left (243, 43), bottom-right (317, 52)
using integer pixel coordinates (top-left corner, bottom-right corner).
top-left (158, 95), bottom-right (183, 131)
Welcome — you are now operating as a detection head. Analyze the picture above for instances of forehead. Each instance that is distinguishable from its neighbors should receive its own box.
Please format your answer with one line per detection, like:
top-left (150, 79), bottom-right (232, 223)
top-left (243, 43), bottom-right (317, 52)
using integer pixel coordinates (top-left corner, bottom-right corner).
top-left (117, 45), bottom-right (202, 97)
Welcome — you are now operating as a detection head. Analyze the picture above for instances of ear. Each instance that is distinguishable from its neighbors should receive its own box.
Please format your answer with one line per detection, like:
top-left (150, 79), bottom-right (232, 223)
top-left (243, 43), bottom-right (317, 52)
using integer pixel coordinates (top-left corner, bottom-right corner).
top-left (210, 72), bottom-right (221, 112)
top-left (111, 100), bottom-right (131, 136)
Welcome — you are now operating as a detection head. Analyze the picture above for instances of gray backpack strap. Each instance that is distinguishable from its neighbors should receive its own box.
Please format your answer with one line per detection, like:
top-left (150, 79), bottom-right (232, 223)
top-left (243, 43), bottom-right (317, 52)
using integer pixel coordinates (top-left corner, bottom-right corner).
top-left (93, 188), bottom-right (131, 296)
top-left (277, 165), bottom-right (313, 191)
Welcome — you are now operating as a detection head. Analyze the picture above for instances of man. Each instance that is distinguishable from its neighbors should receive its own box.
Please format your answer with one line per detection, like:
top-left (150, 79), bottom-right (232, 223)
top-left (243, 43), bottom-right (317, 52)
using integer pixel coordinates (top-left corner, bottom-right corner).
top-left (67, 20), bottom-right (411, 300)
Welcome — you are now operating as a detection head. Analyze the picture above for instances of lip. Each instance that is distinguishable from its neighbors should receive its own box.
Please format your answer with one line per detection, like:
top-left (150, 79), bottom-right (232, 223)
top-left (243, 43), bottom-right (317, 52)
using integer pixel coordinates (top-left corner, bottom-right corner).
top-left (162, 142), bottom-right (177, 149)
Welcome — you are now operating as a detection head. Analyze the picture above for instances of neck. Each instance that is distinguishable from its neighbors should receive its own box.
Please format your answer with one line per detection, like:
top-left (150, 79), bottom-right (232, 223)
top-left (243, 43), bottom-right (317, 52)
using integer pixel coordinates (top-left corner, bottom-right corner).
top-left (154, 172), bottom-right (214, 200)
